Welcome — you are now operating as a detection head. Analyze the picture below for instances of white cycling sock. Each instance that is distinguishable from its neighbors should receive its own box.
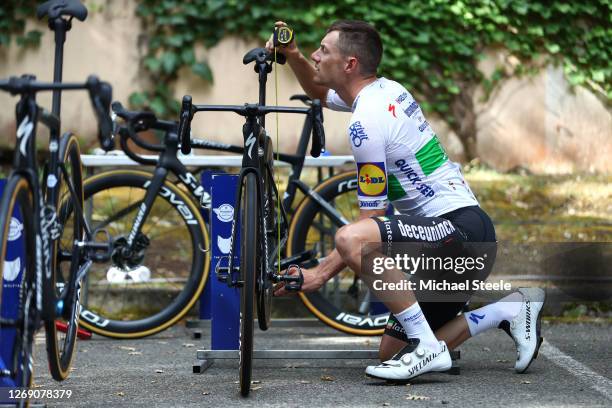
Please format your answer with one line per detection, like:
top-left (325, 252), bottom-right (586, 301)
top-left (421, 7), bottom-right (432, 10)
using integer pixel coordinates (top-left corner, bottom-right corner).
top-left (465, 292), bottom-right (523, 337)
top-left (394, 302), bottom-right (441, 352)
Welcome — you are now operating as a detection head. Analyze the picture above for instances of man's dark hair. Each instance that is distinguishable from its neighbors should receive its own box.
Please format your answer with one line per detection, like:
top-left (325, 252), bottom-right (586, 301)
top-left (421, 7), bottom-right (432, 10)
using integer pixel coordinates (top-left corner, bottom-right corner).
top-left (326, 20), bottom-right (383, 76)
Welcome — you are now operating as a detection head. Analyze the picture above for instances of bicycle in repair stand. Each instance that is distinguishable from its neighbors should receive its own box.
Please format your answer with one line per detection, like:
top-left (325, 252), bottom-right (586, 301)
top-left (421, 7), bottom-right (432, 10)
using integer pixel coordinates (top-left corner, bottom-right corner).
top-left (176, 45), bottom-right (325, 396)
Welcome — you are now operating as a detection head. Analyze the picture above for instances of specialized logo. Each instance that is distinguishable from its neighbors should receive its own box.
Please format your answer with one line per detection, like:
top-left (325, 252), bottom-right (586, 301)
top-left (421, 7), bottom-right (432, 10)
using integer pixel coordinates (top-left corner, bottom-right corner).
top-left (525, 301), bottom-right (531, 340)
top-left (8, 217), bottom-right (23, 241)
top-left (405, 343), bottom-right (447, 377)
top-left (349, 121), bottom-right (368, 147)
top-left (358, 162), bottom-right (387, 197)
top-left (213, 204), bottom-right (234, 223)
top-left (388, 104), bottom-right (397, 118)
top-left (3, 258), bottom-right (21, 282)
top-left (469, 313), bottom-right (486, 325)
top-left (245, 132), bottom-right (256, 159)
top-left (17, 116), bottom-right (34, 157)
top-left (217, 235), bottom-right (231, 254)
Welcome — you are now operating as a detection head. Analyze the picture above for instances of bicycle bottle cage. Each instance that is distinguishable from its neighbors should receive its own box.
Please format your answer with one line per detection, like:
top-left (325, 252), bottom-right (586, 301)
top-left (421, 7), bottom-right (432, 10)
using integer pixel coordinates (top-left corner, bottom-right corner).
top-left (37, 0), bottom-right (88, 21)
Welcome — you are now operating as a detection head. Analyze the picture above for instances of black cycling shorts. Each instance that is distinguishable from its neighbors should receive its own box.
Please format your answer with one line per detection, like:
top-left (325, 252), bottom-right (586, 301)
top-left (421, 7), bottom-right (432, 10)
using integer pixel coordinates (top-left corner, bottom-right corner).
top-left (372, 205), bottom-right (496, 341)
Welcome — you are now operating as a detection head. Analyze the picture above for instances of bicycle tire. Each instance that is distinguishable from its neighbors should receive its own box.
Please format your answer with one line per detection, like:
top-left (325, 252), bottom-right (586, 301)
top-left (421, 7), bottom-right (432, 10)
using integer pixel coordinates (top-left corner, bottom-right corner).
top-left (61, 169), bottom-right (209, 338)
top-left (0, 175), bottom-right (37, 395)
top-left (257, 137), bottom-right (275, 331)
top-left (45, 133), bottom-right (83, 381)
top-left (287, 171), bottom-right (387, 336)
top-left (239, 172), bottom-right (258, 397)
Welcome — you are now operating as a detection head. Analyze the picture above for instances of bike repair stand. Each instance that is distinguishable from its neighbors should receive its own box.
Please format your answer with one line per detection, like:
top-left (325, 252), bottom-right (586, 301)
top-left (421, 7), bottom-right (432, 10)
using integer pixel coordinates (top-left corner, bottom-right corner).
top-left (192, 173), bottom-right (460, 374)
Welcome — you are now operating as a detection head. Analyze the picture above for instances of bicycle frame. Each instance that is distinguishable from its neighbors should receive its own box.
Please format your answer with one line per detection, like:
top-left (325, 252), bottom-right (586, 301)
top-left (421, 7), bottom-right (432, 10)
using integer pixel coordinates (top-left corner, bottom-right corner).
top-left (112, 115), bottom-right (349, 261)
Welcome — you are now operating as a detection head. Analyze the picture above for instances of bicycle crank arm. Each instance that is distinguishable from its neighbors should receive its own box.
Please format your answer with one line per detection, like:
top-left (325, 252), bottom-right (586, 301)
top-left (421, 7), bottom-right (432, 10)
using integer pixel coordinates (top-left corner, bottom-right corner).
top-left (274, 249), bottom-right (318, 271)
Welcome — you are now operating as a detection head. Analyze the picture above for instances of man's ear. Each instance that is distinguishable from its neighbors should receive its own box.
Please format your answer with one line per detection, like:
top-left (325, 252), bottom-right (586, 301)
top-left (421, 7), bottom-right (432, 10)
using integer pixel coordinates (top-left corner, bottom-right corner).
top-left (345, 56), bottom-right (359, 74)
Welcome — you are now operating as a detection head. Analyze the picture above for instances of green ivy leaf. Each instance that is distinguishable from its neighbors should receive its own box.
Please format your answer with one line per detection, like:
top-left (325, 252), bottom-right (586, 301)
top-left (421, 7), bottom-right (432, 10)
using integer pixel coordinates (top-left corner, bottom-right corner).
top-left (144, 57), bottom-right (162, 73)
top-left (161, 52), bottom-right (179, 74)
top-left (181, 48), bottom-right (196, 65)
top-left (546, 43), bottom-right (561, 54)
top-left (192, 61), bottom-right (213, 82)
top-left (128, 92), bottom-right (148, 108)
top-left (591, 70), bottom-right (605, 83)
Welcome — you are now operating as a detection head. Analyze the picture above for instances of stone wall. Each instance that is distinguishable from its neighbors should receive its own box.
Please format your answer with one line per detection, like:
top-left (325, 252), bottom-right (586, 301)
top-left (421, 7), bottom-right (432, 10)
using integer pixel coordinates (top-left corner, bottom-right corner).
top-left (1, 1), bottom-right (609, 173)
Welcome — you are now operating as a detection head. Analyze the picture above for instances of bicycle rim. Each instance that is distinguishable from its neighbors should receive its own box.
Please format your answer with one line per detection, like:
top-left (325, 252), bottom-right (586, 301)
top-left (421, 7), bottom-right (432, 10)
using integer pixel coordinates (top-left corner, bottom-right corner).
top-left (46, 133), bottom-right (83, 380)
top-left (73, 170), bottom-right (209, 338)
top-left (239, 173), bottom-right (257, 396)
top-left (288, 171), bottom-right (387, 335)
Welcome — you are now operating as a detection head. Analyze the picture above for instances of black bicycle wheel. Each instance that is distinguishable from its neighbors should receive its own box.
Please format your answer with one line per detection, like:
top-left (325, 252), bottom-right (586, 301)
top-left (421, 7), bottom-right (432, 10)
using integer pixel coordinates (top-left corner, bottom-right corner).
top-left (46, 133), bottom-right (83, 381)
top-left (59, 169), bottom-right (209, 338)
top-left (257, 137), bottom-right (275, 331)
top-left (0, 175), bottom-right (37, 397)
top-left (288, 171), bottom-right (387, 336)
top-left (239, 172), bottom-right (258, 397)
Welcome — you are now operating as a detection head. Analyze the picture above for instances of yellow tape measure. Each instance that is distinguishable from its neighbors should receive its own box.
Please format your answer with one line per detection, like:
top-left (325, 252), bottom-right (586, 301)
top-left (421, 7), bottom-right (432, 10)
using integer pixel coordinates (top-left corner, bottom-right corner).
top-left (273, 26), bottom-right (294, 47)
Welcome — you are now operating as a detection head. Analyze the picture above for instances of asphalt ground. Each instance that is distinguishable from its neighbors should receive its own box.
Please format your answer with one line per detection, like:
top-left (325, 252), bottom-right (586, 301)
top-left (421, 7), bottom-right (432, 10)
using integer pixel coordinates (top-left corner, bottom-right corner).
top-left (22, 319), bottom-right (611, 407)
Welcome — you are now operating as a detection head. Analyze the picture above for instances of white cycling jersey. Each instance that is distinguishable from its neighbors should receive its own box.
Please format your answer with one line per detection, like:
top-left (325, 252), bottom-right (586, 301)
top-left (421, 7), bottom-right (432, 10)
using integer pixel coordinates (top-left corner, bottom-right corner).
top-left (326, 77), bottom-right (478, 217)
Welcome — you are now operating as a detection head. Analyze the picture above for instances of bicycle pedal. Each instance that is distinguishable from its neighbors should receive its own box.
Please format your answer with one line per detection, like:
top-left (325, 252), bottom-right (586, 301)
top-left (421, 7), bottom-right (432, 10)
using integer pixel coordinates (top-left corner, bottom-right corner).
top-left (273, 264), bottom-right (304, 291)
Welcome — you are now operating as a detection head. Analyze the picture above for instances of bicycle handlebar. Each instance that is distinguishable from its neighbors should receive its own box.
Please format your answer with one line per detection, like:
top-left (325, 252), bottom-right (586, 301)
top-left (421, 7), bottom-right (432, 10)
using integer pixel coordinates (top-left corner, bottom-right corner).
top-left (177, 99), bottom-right (326, 157)
top-left (178, 95), bottom-right (194, 155)
top-left (0, 75), bottom-right (114, 151)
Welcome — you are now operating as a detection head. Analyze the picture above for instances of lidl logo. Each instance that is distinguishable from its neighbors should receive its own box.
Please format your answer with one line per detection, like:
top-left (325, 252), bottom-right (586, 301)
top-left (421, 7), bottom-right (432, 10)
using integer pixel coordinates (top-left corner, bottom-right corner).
top-left (358, 162), bottom-right (387, 197)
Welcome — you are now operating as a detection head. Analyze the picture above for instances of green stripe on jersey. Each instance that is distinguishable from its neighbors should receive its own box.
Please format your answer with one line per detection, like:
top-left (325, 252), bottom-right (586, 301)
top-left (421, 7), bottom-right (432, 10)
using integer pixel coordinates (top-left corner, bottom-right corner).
top-left (387, 174), bottom-right (407, 201)
top-left (415, 135), bottom-right (448, 176)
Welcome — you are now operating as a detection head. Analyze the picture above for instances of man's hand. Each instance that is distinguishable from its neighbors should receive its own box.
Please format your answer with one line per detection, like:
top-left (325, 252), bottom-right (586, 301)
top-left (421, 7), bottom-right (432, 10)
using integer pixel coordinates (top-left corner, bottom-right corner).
top-left (265, 21), bottom-right (300, 60)
top-left (273, 266), bottom-right (326, 296)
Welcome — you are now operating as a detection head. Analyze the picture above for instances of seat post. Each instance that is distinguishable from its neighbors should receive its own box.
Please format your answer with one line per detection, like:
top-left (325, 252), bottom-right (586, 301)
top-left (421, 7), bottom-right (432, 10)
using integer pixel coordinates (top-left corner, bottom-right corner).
top-left (48, 17), bottom-right (71, 117)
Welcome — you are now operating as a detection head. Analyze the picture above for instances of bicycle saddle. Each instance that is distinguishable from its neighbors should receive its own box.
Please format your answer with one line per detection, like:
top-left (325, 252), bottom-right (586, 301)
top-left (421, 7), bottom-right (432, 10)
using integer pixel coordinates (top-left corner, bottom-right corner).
top-left (37, 0), bottom-right (88, 21)
top-left (243, 47), bottom-right (286, 65)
